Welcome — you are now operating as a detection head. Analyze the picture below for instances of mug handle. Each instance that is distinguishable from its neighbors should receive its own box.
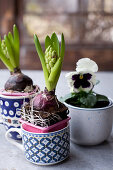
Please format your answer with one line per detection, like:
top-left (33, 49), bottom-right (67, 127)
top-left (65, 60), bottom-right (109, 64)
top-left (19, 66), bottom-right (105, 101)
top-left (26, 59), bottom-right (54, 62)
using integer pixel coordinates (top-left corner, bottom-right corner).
top-left (5, 128), bottom-right (24, 151)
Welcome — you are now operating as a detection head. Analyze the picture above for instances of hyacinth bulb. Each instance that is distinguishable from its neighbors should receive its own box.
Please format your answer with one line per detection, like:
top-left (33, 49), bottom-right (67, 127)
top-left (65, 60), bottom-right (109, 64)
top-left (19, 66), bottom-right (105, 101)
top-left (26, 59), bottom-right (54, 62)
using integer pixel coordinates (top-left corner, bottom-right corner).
top-left (5, 72), bottom-right (33, 92)
top-left (45, 45), bottom-right (57, 73)
top-left (33, 89), bottom-right (58, 111)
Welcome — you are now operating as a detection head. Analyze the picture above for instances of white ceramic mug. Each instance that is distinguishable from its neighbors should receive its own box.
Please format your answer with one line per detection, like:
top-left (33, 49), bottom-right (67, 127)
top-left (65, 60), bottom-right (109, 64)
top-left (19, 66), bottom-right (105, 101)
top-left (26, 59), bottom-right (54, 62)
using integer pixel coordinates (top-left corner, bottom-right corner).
top-left (64, 98), bottom-right (113, 145)
top-left (5, 124), bottom-right (70, 165)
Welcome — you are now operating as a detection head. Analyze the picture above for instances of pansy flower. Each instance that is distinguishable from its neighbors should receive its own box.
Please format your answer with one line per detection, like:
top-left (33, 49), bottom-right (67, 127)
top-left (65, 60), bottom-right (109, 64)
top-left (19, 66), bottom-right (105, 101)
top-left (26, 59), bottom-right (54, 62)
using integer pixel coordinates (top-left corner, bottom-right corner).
top-left (65, 58), bottom-right (98, 93)
top-left (66, 71), bottom-right (96, 93)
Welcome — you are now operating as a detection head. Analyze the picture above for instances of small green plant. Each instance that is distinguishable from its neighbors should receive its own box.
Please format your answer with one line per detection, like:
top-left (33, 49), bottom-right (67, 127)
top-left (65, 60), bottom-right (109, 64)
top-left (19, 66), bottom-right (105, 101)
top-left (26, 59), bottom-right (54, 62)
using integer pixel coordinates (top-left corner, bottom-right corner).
top-left (63, 91), bottom-right (109, 108)
top-left (64, 58), bottom-right (109, 108)
top-left (34, 32), bottom-right (65, 91)
top-left (32, 33), bottom-right (66, 112)
top-left (21, 33), bottom-right (68, 127)
top-left (0, 25), bottom-right (34, 92)
top-left (0, 24), bottom-right (19, 72)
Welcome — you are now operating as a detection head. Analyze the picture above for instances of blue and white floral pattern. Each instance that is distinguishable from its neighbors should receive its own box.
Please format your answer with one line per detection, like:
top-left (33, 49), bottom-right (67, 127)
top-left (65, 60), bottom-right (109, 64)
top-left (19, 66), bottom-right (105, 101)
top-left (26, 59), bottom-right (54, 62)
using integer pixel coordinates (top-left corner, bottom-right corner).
top-left (22, 125), bottom-right (70, 165)
top-left (0, 96), bottom-right (30, 140)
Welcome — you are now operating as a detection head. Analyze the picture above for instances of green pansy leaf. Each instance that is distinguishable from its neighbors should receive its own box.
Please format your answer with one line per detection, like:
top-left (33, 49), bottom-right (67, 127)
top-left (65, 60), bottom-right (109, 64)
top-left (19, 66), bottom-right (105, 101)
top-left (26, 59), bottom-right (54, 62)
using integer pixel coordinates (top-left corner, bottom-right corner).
top-left (59, 93), bottom-right (77, 103)
top-left (80, 94), bottom-right (97, 108)
top-left (96, 94), bottom-right (109, 102)
top-left (87, 94), bottom-right (97, 107)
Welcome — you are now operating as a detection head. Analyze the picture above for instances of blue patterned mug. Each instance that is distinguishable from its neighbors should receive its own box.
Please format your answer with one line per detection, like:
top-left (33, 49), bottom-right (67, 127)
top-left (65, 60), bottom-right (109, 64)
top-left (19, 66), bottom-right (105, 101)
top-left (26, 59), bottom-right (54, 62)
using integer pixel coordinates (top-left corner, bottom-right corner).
top-left (5, 124), bottom-right (70, 165)
top-left (0, 94), bottom-right (32, 140)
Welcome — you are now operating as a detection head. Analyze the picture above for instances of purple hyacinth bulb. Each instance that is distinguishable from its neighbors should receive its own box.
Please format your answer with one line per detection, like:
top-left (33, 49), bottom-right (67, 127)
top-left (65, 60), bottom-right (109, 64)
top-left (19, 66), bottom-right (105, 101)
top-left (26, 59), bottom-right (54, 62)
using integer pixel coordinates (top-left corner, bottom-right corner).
top-left (33, 89), bottom-right (58, 111)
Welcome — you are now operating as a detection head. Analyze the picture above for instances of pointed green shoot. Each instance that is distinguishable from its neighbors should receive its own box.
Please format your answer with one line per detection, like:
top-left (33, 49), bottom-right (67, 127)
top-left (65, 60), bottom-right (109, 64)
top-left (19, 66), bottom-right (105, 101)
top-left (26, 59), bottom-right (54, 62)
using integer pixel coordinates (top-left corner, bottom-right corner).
top-left (34, 33), bottom-right (65, 91)
top-left (8, 32), bottom-right (15, 60)
top-left (60, 33), bottom-right (65, 62)
top-left (51, 32), bottom-right (60, 57)
top-left (8, 32), bottom-right (14, 45)
top-left (0, 49), bottom-right (14, 72)
top-left (13, 24), bottom-right (20, 67)
top-left (4, 35), bottom-right (16, 68)
top-left (48, 57), bottom-right (61, 82)
top-left (52, 62), bottom-right (62, 90)
top-left (34, 34), bottom-right (51, 89)
top-left (0, 24), bottom-right (20, 72)
top-left (45, 35), bottom-right (52, 49)
top-left (48, 33), bottom-right (65, 84)
top-left (0, 36), bottom-right (1, 47)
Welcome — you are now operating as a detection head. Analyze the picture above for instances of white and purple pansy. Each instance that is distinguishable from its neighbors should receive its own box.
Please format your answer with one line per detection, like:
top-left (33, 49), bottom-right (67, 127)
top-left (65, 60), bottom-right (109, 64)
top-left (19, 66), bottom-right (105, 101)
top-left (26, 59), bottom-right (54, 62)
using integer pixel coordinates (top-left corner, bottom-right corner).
top-left (66, 71), bottom-right (97, 93)
top-left (65, 58), bottom-right (98, 93)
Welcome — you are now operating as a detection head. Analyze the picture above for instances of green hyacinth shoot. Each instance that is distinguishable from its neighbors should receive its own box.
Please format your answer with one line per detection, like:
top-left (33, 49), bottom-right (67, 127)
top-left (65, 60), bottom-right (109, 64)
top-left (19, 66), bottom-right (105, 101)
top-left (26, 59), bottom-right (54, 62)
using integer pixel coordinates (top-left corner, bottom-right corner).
top-left (34, 33), bottom-right (65, 91)
top-left (45, 45), bottom-right (57, 73)
top-left (1, 40), bottom-right (9, 58)
top-left (0, 24), bottom-right (20, 72)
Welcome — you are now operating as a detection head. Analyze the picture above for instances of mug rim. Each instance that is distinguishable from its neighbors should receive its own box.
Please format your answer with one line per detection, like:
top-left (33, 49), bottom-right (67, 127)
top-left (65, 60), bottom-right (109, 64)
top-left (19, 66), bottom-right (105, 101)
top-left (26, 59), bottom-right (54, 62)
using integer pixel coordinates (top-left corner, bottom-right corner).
top-left (20, 117), bottom-right (70, 131)
top-left (21, 124), bottom-right (69, 135)
top-left (0, 93), bottom-right (33, 99)
top-left (64, 98), bottom-right (113, 111)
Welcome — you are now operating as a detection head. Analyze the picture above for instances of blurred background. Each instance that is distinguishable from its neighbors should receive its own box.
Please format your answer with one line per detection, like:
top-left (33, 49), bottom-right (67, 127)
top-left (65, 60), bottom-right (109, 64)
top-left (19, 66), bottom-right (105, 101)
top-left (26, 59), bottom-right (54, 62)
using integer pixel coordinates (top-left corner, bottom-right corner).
top-left (0, 0), bottom-right (113, 71)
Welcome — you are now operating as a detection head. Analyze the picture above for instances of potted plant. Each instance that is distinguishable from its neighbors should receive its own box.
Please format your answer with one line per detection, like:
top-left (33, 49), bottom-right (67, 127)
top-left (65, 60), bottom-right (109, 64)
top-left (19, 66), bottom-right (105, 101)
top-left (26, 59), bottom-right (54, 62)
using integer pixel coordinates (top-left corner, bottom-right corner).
top-left (6, 33), bottom-right (70, 165)
top-left (20, 33), bottom-right (69, 128)
top-left (0, 24), bottom-right (39, 140)
top-left (63, 58), bottom-right (113, 145)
